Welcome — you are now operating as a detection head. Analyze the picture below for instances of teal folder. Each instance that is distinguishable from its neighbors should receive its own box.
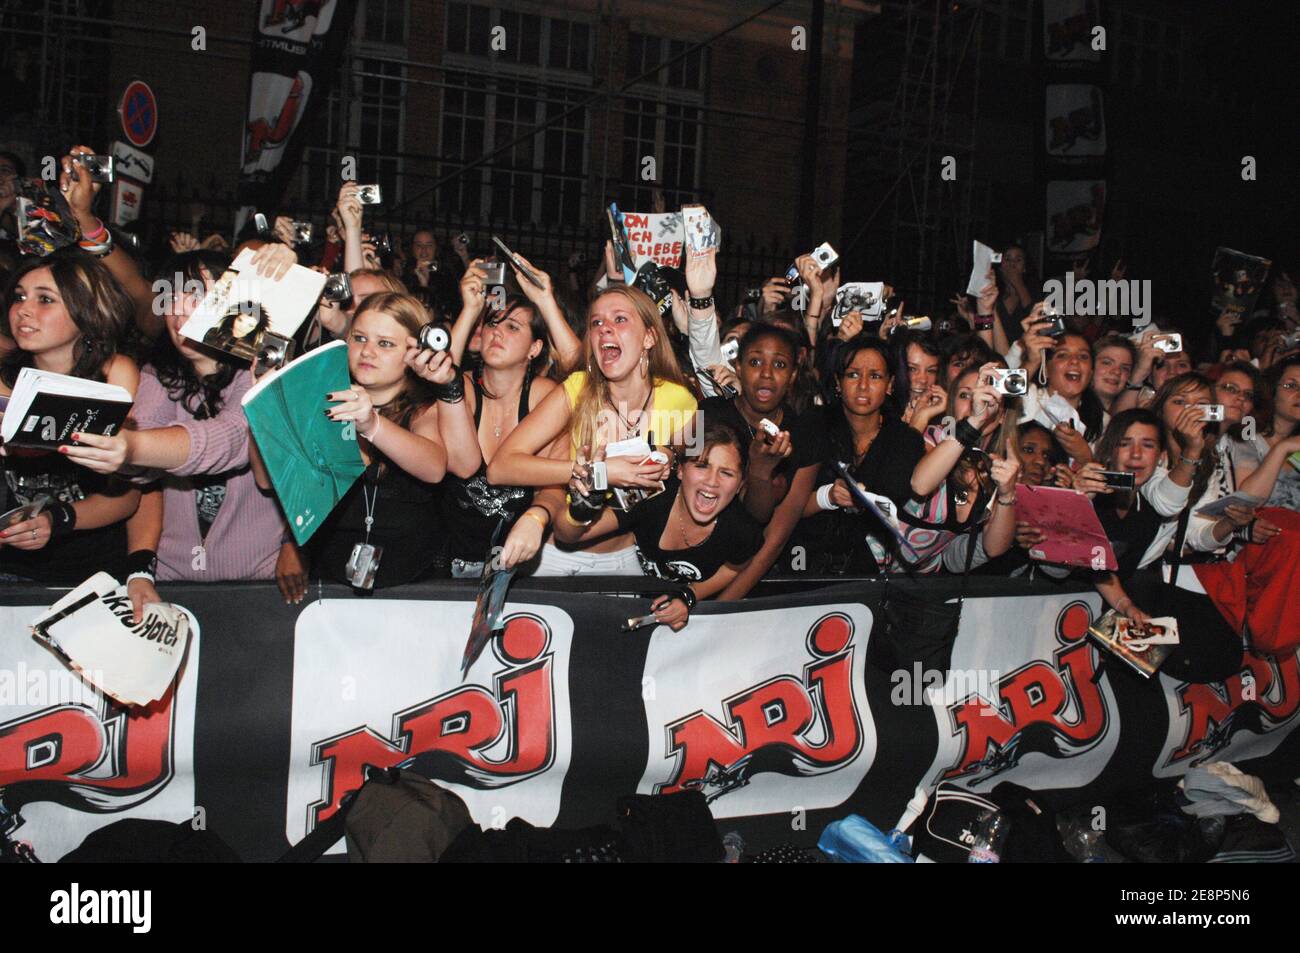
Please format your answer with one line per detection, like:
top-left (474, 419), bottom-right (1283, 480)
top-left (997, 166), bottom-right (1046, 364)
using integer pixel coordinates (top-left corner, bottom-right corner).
top-left (241, 341), bottom-right (366, 546)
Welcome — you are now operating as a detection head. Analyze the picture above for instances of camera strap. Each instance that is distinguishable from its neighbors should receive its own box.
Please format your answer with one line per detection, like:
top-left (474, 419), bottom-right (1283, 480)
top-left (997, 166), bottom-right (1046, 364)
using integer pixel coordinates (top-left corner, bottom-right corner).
top-left (360, 469), bottom-right (379, 546)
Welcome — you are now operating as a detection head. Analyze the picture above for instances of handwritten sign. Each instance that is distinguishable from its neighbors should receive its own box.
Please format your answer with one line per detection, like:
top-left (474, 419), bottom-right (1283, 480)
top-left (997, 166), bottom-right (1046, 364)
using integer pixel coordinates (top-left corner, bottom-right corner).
top-left (621, 211), bottom-right (684, 271)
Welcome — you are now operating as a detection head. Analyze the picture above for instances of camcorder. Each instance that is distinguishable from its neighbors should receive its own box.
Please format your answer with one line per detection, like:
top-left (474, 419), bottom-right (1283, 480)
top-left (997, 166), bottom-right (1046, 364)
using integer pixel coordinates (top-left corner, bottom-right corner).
top-left (72, 153), bottom-right (114, 184)
top-left (990, 367), bottom-right (1028, 397)
top-left (252, 331), bottom-right (294, 375)
top-left (322, 272), bottom-right (353, 304)
top-left (417, 324), bottom-right (450, 352)
top-left (357, 184), bottom-right (382, 205)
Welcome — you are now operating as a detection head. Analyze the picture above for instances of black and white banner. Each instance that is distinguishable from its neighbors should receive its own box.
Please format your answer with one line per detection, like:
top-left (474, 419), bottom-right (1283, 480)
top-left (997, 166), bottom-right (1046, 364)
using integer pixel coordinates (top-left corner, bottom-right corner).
top-left (236, 0), bottom-right (357, 230)
top-left (2, 580), bottom-right (1297, 861)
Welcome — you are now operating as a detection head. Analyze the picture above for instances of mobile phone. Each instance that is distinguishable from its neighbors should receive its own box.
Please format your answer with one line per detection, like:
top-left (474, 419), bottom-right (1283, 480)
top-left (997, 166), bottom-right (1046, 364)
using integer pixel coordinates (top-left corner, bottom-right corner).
top-left (253, 213), bottom-right (271, 239)
top-left (491, 235), bottom-right (544, 289)
top-left (1098, 470), bottom-right (1136, 491)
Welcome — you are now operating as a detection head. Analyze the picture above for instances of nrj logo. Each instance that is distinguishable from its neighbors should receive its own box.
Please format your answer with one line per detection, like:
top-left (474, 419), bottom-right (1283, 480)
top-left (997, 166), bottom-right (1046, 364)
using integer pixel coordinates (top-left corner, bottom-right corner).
top-left (1164, 650), bottom-right (1300, 769)
top-left (306, 613), bottom-right (558, 827)
top-left (1043, 274), bottom-right (1153, 330)
top-left (654, 612), bottom-right (864, 802)
top-left (939, 601), bottom-right (1109, 785)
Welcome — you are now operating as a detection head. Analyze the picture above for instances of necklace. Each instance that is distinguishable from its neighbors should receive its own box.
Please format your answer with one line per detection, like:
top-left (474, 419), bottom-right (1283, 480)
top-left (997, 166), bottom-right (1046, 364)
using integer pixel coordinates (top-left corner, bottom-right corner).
top-left (852, 416), bottom-right (883, 462)
top-left (675, 498), bottom-right (713, 548)
top-left (607, 382), bottom-right (654, 437)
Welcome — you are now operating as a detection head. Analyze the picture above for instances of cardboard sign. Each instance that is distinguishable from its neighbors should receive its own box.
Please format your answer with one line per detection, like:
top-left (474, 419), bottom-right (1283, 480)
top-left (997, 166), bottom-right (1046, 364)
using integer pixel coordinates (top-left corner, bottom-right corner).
top-left (621, 211), bottom-right (684, 270)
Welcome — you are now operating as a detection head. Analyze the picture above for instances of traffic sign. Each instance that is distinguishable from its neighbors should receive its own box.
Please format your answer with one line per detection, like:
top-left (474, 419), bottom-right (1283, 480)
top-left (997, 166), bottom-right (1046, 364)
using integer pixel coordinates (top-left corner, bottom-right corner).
top-left (118, 81), bottom-right (158, 148)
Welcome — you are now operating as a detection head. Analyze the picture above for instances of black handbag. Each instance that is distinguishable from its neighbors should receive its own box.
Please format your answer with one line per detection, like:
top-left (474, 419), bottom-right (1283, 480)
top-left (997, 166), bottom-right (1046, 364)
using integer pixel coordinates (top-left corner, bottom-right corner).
top-left (616, 790), bottom-right (723, 863)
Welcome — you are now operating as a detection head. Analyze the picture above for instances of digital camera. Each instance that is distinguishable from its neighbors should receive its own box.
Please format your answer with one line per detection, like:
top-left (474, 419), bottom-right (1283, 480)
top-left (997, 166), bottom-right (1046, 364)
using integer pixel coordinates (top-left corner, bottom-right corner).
top-left (1153, 333), bottom-right (1183, 354)
top-left (290, 220), bottom-right (313, 244)
top-left (811, 241), bottom-right (839, 271)
top-left (345, 542), bottom-right (383, 590)
top-left (1099, 469), bottom-right (1136, 491)
top-left (417, 324), bottom-right (450, 352)
top-left (720, 338), bottom-right (740, 364)
top-left (990, 367), bottom-right (1028, 397)
top-left (1195, 403), bottom-right (1226, 422)
top-left (357, 184), bottom-right (382, 205)
top-left (481, 261), bottom-right (507, 286)
top-left (1041, 309), bottom-right (1068, 338)
top-left (253, 332), bottom-right (294, 374)
top-left (72, 154), bottom-right (114, 183)
top-left (322, 272), bottom-right (353, 303)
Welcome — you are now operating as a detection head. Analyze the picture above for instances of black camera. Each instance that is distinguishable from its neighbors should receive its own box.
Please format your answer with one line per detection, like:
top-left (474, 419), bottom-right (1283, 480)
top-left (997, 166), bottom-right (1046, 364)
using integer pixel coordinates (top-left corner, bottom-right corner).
top-left (1099, 469), bottom-right (1136, 491)
top-left (72, 154), bottom-right (114, 184)
top-left (1041, 309), bottom-right (1068, 338)
top-left (418, 324), bottom-right (450, 352)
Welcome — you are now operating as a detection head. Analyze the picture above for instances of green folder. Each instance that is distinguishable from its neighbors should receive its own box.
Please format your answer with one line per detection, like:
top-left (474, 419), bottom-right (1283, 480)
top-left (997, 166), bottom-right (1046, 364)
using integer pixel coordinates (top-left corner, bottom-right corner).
top-left (242, 340), bottom-right (366, 546)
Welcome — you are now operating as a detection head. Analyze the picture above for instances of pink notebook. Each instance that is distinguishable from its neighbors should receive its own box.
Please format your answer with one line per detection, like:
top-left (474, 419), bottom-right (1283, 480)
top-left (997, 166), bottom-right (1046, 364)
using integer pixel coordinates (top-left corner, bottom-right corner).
top-left (1014, 484), bottom-right (1117, 571)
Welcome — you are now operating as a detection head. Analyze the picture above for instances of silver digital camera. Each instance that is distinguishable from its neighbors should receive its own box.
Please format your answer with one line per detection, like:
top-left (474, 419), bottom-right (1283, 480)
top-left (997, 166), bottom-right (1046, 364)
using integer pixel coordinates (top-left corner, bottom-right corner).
top-left (253, 332), bottom-right (294, 374)
top-left (322, 272), bottom-right (353, 303)
top-left (1195, 403), bottom-right (1226, 422)
top-left (1153, 333), bottom-right (1183, 353)
top-left (290, 220), bottom-right (313, 244)
top-left (990, 367), bottom-right (1028, 397)
top-left (73, 154), bottom-right (114, 183)
top-left (720, 338), bottom-right (740, 364)
top-left (811, 241), bottom-right (839, 271)
top-left (357, 184), bottom-right (382, 205)
top-left (481, 261), bottom-right (507, 286)
top-left (345, 542), bottom-right (383, 590)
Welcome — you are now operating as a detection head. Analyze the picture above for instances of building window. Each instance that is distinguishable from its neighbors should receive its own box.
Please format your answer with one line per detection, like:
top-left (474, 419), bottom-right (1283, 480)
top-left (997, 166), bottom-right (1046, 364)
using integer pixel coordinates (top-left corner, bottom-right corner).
top-left (439, 4), bottom-right (595, 223)
top-left (627, 32), bottom-right (706, 90)
top-left (439, 72), bottom-right (589, 224)
top-left (619, 34), bottom-right (708, 209)
top-left (361, 0), bottom-right (407, 46)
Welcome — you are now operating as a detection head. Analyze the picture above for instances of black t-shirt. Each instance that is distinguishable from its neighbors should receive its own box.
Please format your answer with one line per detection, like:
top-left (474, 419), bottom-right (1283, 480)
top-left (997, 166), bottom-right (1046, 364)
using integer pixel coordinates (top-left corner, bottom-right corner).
top-left (614, 480), bottom-right (763, 583)
top-left (785, 410), bottom-right (926, 575)
top-left (698, 397), bottom-right (826, 483)
top-left (1094, 492), bottom-right (1169, 582)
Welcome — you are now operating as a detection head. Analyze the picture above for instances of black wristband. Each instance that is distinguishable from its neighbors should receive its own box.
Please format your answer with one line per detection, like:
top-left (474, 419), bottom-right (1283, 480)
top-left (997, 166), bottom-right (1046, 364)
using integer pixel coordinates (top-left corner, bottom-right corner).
top-left (954, 418), bottom-right (983, 449)
top-left (567, 490), bottom-right (606, 523)
top-left (127, 549), bottom-right (158, 576)
top-left (676, 587), bottom-right (697, 610)
top-left (688, 294), bottom-right (714, 310)
top-left (434, 373), bottom-right (465, 404)
top-left (975, 315), bottom-right (994, 331)
top-left (47, 500), bottom-right (78, 541)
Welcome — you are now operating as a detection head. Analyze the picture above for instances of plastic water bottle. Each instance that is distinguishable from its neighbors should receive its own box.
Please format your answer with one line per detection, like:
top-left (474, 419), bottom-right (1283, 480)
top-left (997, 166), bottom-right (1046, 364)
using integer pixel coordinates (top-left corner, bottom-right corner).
top-left (722, 831), bottom-right (745, 863)
top-left (967, 809), bottom-right (1010, 863)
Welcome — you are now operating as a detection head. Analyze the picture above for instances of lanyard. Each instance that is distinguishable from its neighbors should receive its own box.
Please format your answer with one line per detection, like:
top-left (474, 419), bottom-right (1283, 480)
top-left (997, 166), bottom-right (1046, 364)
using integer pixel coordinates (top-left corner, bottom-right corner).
top-left (361, 476), bottom-right (378, 545)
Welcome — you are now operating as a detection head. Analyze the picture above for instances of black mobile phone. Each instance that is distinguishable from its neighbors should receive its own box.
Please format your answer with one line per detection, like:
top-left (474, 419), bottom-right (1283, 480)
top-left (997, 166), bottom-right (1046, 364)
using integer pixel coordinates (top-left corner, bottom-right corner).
top-left (1099, 470), bottom-right (1136, 491)
top-left (491, 235), bottom-right (544, 289)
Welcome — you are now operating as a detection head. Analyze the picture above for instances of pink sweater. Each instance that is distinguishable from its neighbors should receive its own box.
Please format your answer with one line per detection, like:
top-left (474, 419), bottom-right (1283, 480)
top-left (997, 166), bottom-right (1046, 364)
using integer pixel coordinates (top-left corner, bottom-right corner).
top-left (132, 367), bottom-right (286, 581)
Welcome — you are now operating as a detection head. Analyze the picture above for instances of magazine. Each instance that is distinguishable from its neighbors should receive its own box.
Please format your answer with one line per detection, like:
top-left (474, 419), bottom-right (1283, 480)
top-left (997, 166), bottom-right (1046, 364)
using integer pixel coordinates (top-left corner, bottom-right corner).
top-left (682, 204), bottom-right (721, 254)
top-left (1086, 609), bottom-right (1178, 679)
top-left (179, 247), bottom-right (327, 364)
top-left (1014, 484), bottom-right (1117, 570)
top-left (1211, 247), bottom-right (1271, 322)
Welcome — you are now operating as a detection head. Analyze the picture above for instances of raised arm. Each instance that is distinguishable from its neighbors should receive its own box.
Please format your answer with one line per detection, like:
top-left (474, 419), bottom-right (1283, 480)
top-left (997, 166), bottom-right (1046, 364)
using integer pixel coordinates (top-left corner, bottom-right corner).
top-left (719, 462), bottom-right (818, 599)
top-left (449, 260), bottom-right (488, 366)
top-left (512, 253), bottom-right (582, 374)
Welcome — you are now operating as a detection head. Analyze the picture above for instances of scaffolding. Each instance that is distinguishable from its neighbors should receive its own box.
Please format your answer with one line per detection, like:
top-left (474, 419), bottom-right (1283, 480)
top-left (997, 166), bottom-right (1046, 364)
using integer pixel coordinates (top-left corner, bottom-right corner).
top-left (844, 0), bottom-right (988, 314)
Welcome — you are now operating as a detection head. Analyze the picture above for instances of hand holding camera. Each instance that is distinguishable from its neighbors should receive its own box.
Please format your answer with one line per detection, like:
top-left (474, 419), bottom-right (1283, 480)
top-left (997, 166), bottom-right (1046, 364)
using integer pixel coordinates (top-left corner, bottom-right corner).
top-left (403, 332), bottom-right (458, 387)
top-left (1170, 403), bottom-right (1208, 457)
top-left (335, 182), bottom-right (363, 235)
top-left (59, 145), bottom-right (105, 231)
top-left (967, 362), bottom-right (1003, 425)
top-left (1071, 462), bottom-right (1116, 497)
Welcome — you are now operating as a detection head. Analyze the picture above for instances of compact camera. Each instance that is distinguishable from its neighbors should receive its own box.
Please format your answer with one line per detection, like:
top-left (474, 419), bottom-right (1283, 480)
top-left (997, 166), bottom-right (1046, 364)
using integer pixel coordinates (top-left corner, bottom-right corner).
top-left (590, 461), bottom-right (609, 492)
top-left (371, 232), bottom-right (392, 255)
top-left (720, 338), bottom-right (740, 364)
top-left (1195, 403), bottom-right (1226, 422)
top-left (1153, 334), bottom-right (1183, 354)
top-left (1041, 309), bottom-right (1068, 338)
top-left (456, 231), bottom-right (470, 247)
top-left (481, 261), bottom-right (507, 286)
top-left (253, 332), bottom-right (294, 374)
top-left (322, 272), bottom-right (353, 304)
top-left (745, 287), bottom-right (763, 303)
top-left (345, 542), bottom-right (383, 590)
top-left (417, 324), bottom-right (450, 351)
top-left (357, 184), bottom-right (382, 205)
top-left (290, 220), bottom-right (313, 244)
top-left (784, 264), bottom-right (801, 285)
top-left (990, 367), bottom-right (1028, 397)
top-left (759, 418), bottom-right (780, 439)
top-left (72, 154), bottom-right (114, 183)
top-left (1099, 469), bottom-right (1136, 491)
top-left (811, 242), bottom-right (839, 272)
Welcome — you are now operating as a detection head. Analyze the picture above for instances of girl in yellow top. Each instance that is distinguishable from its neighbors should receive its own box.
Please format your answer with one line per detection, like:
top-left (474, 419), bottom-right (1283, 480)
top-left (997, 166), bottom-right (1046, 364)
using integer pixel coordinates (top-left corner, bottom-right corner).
top-left (489, 285), bottom-right (698, 574)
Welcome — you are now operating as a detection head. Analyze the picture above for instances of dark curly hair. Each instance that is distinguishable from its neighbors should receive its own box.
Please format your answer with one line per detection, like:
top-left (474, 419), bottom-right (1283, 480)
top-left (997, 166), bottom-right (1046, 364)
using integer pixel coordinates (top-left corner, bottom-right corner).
top-left (149, 250), bottom-right (238, 419)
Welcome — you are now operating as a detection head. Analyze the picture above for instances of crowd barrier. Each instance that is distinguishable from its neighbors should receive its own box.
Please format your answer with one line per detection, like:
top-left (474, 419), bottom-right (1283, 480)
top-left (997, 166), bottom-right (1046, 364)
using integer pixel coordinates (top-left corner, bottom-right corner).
top-left (2, 576), bottom-right (1297, 861)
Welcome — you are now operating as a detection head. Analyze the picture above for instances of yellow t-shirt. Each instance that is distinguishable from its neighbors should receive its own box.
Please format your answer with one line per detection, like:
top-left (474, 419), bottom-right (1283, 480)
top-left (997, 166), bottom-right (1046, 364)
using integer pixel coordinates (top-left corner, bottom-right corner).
top-left (561, 371), bottom-right (698, 457)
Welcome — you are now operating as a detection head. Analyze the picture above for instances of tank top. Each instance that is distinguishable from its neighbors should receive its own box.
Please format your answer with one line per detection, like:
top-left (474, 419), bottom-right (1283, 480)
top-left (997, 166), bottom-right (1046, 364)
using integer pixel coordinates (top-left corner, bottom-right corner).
top-left (439, 374), bottom-right (535, 562)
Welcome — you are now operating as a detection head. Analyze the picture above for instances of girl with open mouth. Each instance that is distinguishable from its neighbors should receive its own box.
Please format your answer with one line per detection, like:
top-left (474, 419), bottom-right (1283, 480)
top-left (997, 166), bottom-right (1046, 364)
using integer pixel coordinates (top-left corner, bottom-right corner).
top-left (552, 422), bottom-right (761, 629)
top-left (489, 285), bottom-right (697, 576)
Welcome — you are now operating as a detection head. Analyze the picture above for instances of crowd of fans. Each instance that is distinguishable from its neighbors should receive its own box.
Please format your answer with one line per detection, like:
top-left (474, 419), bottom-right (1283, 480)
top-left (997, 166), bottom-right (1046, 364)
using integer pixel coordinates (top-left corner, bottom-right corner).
top-left (1, 144), bottom-right (1298, 672)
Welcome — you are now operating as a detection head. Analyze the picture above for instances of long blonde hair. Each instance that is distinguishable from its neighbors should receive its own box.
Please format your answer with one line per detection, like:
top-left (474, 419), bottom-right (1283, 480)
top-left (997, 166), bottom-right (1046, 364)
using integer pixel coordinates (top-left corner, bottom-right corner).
top-left (570, 285), bottom-right (689, 453)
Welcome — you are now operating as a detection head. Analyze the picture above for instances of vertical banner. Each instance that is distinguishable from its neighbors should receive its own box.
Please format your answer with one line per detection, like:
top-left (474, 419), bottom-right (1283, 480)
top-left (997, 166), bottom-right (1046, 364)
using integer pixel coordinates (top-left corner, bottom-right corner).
top-left (235, 0), bottom-right (357, 234)
top-left (1039, 0), bottom-right (1108, 276)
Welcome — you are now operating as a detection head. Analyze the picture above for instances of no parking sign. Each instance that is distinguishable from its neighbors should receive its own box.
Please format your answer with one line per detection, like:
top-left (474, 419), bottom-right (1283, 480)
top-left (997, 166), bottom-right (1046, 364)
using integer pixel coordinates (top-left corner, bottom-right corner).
top-left (118, 80), bottom-right (158, 148)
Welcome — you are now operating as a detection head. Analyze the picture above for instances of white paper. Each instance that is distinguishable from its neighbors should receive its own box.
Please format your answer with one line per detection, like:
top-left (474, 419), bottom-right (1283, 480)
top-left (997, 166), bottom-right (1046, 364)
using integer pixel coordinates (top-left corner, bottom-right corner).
top-left (1195, 492), bottom-right (1265, 520)
top-left (32, 573), bottom-right (191, 707)
top-left (178, 247), bottom-right (327, 356)
top-left (1034, 392), bottom-right (1085, 435)
top-left (967, 240), bottom-right (1003, 296)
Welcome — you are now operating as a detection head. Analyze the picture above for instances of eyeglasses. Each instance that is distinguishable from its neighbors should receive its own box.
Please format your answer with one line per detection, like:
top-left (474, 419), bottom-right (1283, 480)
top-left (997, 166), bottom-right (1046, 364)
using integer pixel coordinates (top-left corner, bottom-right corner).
top-left (1217, 382), bottom-right (1255, 401)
